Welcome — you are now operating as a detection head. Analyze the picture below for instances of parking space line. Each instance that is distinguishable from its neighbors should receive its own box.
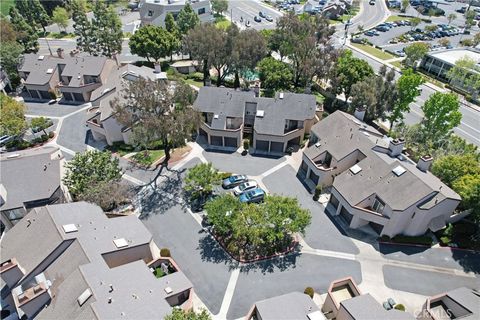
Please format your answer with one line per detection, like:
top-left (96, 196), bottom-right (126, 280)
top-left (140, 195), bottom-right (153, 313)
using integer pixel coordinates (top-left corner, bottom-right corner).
top-left (260, 161), bottom-right (288, 178)
top-left (215, 268), bottom-right (240, 320)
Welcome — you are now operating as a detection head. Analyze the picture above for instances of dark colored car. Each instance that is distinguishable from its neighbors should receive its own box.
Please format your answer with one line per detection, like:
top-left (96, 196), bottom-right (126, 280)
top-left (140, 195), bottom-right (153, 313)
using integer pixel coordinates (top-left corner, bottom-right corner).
top-left (239, 188), bottom-right (266, 204)
top-left (376, 26), bottom-right (389, 32)
top-left (259, 11), bottom-right (266, 18)
top-left (222, 175), bottom-right (248, 189)
top-left (254, 15), bottom-right (261, 22)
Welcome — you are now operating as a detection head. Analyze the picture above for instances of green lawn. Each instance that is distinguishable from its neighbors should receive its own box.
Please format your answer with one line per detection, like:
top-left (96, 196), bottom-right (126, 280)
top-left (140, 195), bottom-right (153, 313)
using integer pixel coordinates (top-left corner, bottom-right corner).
top-left (350, 43), bottom-right (395, 60)
top-left (184, 78), bottom-right (204, 88)
top-left (132, 149), bottom-right (165, 167)
top-left (314, 92), bottom-right (325, 105)
top-left (386, 15), bottom-right (412, 22)
top-left (0, 0), bottom-right (14, 17)
top-left (215, 16), bottom-right (231, 30)
top-left (390, 60), bottom-right (403, 69)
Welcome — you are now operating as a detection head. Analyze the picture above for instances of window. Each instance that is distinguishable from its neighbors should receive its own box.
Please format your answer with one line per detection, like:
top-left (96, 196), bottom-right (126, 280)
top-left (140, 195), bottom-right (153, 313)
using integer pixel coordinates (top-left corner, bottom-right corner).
top-left (372, 197), bottom-right (385, 214)
top-left (6, 208), bottom-right (26, 225)
top-left (198, 8), bottom-right (206, 14)
top-left (148, 10), bottom-right (153, 16)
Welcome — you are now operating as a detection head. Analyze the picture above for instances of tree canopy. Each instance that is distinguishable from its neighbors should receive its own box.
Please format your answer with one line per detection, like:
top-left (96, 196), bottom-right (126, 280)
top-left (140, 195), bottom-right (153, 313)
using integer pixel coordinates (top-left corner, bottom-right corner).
top-left (30, 117), bottom-right (51, 135)
top-left (403, 42), bottom-right (429, 67)
top-left (431, 154), bottom-right (480, 187)
top-left (257, 57), bottom-right (293, 93)
top-left (9, 6), bottom-right (39, 53)
top-left (0, 41), bottom-right (24, 88)
top-left (447, 57), bottom-right (480, 95)
top-left (129, 25), bottom-right (176, 63)
top-left (211, 0), bottom-right (228, 16)
top-left (0, 95), bottom-right (27, 137)
top-left (184, 163), bottom-right (220, 200)
top-left (333, 50), bottom-right (374, 101)
top-left (91, 1), bottom-right (123, 57)
top-left (164, 309), bottom-right (211, 320)
top-left (177, 4), bottom-right (200, 35)
top-left (421, 92), bottom-right (462, 143)
top-left (52, 7), bottom-right (70, 32)
top-left (71, 0), bottom-right (94, 54)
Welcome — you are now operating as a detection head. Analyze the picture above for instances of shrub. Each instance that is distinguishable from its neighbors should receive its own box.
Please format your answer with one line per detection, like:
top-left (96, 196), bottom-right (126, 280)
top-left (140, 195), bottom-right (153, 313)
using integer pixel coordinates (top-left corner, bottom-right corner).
top-left (394, 304), bottom-right (406, 311)
top-left (160, 248), bottom-right (171, 257)
top-left (392, 235), bottom-right (433, 246)
top-left (17, 140), bottom-right (31, 150)
top-left (304, 287), bottom-right (314, 298)
top-left (243, 139), bottom-right (250, 150)
top-left (439, 236), bottom-right (451, 246)
top-left (41, 134), bottom-right (49, 142)
top-left (313, 185), bottom-right (322, 201)
top-left (48, 131), bottom-right (54, 138)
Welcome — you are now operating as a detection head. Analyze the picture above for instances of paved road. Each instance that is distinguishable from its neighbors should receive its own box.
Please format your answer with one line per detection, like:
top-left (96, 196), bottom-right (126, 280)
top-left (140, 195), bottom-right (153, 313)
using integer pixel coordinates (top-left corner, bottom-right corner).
top-left (347, 0), bottom-right (389, 34)
top-left (228, 0), bottom-right (282, 30)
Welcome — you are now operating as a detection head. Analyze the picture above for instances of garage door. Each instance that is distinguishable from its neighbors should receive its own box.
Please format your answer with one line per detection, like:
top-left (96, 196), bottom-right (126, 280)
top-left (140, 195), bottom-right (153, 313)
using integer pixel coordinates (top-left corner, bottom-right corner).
top-left (270, 141), bottom-right (284, 153)
top-left (287, 136), bottom-right (301, 147)
top-left (28, 89), bottom-right (39, 99)
top-left (63, 92), bottom-right (74, 101)
top-left (224, 137), bottom-right (238, 148)
top-left (329, 194), bottom-right (339, 210)
top-left (73, 92), bottom-right (85, 102)
top-left (211, 136), bottom-right (223, 146)
top-left (340, 207), bottom-right (353, 224)
top-left (256, 140), bottom-right (269, 151)
top-left (369, 222), bottom-right (384, 235)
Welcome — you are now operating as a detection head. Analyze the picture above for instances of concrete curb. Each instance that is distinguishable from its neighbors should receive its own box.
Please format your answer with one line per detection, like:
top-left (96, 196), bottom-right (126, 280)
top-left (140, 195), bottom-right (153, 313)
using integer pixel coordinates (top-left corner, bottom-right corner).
top-left (378, 241), bottom-right (480, 253)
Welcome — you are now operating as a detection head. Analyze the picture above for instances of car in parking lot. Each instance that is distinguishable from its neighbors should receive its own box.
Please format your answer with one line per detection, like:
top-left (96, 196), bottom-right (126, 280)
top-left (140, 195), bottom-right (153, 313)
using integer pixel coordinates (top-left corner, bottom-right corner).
top-left (265, 15), bottom-right (274, 22)
top-left (233, 181), bottom-right (258, 196)
top-left (259, 11), bottom-right (266, 18)
top-left (239, 188), bottom-right (266, 204)
top-left (376, 25), bottom-right (390, 32)
top-left (222, 175), bottom-right (248, 189)
top-left (394, 50), bottom-right (405, 57)
top-left (369, 0), bottom-right (375, 5)
top-left (364, 30), bottom-right (376, 36)
top-left (254, 15), bottom-right (261, 22)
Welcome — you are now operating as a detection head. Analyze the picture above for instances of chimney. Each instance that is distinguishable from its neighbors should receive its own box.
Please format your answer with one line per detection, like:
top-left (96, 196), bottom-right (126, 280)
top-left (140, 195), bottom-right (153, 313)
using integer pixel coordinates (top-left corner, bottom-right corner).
top-left (417, 155), bottom-right (433, 172)
top-left (354, 105), bottom-right (366, 122)
top-left (279, 92), bottom-right (284, 99)
top-left (154, 63), bottom-right (161, 74)
top-left (253, 81), bottom-right (260, 97)
top-left (56, 48), bottom-right (64, 58)
top-left (388, 138), bottom-right (405, 157)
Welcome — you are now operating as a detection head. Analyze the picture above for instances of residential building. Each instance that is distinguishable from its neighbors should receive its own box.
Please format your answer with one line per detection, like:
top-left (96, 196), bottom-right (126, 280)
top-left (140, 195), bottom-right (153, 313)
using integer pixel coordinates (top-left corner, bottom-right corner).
top-left (87, 64), bottom-right (166, 145)
top-left (0, 146), bottom-right (67, 232)
top-left (0, 66), bottom-right (12, 94)
top-left (170, 60), bottom-right (198, 74)
top-left (18, 51), bottom-right (116, 103)
top-left (245, 291), bottom-right (325, 320)
top-left (419, 48), bottom-right (480, 101)
top-left (0, 202), bottom-right (193, 319)
top-left (419, 287), bottom-right (480, 320)
top-left (139, 0), bottom-right (213, 27)
top-left (322, 277), bottom-right (414, 320)
top-left (300, 111), bottom-right (461, 237)
top-left (193, 87), bottom-right (317, 154)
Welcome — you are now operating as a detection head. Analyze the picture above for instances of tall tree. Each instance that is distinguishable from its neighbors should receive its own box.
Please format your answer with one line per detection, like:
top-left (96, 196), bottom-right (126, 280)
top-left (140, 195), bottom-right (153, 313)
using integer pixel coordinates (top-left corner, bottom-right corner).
top-left (453, 174), bottom-right (480, 220)
top-left (257, 57), bottom-right (293, 93)
top-left (0, 20), bottom-right (18, 43)
top-left (232, 28), bottom-right (267, 87)
top-left (77, 180), bottom-right (132, 212)
top-left (165, 12), bottom-right (179, 38)
top-left (401, 0), bottom-right (409, 12)
top-left (421, 92), bottom-right (462, 143)
top-left (410, 17), bottom-right (421, 30)
top-left (0, 41), bottom-right (24, 88)
top-left (177, 4), bottom-right (199, 36)
top-left (91, 1), bottom-right (123, 57)
top-left (184, 162), bottom-right (220, 200)
top-left (447, 57), bottom-right (480, 95)
top-left (431, 154), bottom-right (480, 187)
top-left (15, 0), bottom-right (50, 33)
top-left (447, 13), bottom-right (457, 24)
top-left (388, 68), bottom-right (423, 130)
top-left (0, 95), bottom-right (27, 137)
top-left (9, 7), bottom-right (38, 53)
top-left (211, 0), bottom-right (228, 16)
top-left (164, 309), bottom-right (211, 320)
top-left (112, 79), bottom-right (200, 182)
top-left (71, 0), bottom-right (94, 54)
top-left (52, 7), bottom-right (70, 32)
top-left (403, 42), bottom-right (429, 68)
top-left (129, 25), bottom-right (176, 63)
top-left (465, 10), bottom-right (476, 28)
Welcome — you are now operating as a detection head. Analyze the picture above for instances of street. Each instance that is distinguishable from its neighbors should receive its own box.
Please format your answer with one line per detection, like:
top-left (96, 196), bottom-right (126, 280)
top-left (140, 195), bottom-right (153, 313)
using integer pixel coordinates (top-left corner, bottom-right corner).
top-left (228, 0), bottom-right (282, 30)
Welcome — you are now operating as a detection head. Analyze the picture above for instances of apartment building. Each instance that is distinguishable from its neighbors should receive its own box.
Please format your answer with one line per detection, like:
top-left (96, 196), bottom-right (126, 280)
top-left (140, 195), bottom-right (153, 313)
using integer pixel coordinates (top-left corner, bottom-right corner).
top-left (0, 146), bottom-right (66, 232)
top-left (300, 111), bottom-right (461, 237)
top-left (0, 202), bottom-right (193, 320)
top-left (139, 0), bottom-right (213, 27)
top-left (419, 287), bottom-right (479, 320)
top-left (194, 87), bottom-right (317, 155)
top-left (18, 51), bottom-right (116, 103)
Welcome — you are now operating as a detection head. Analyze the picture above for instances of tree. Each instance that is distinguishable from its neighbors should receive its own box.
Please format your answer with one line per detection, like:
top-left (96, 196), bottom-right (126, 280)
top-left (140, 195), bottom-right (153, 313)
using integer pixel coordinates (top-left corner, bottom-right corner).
top-left (333, 50), bottom-right (374, 101)
top-left (446, 57), bottom-right (480, 95)
top-left (204, 194), bottom-right (243, 235)
top-left (9, 7), bottom-right (38, 53)
top-left (164, 308), bottom-right (211, 320)
top-left (465, 10), bottom-right (476, 28)
top-left (350, 78), bottom-right (377, 119)
top-left (257, 57), bottom-right (294, 93)
top-left (91, 1), bottom-right (123, 57)
top-left (177, 4), bottom-right (199, 35)
top-left (232, 28), bottom-right (267, 87)
top-left (63, 150), bottom-right (123, 198)
top-left (0, 95), bottom-right (27, 137)
top-left (453, 174), bottom-right (480, 220)
top-left (184, 163), bottom-right (220, 200)
top-left (77, 180), bottom-right (132, 212)
top-left (410, 17), bottom-right (421, 30)
top-left (403, 42), bottom-right (429, 68)
top-left (174, 80), bottom-right (198, 108)
top-left (401, 0), bottom-right (409, 12)
top-left (71, 0), bottom-right (94, 54)
top-left (474, 32), bottom-right (480, 46)
top-left (438, 38), bottom-right (450, 47)
top-left (421, 92), bottom-right (462, 143)
top-left (388, 68), bottom-right (424, 130)
top-left (30, 117), bottom-right (51, 135)
top-left (424, 24), bottom-right (438, 33)
top-left (431, 154), bottom-right (480, 187)
top-left (447, 13), bottom-right (457, 24)
top-left (15, 0), bottom-right (50, 33)
top-left (211, 0), bottom-right (228, 16)
top-left (52, 7), bottom-right (70, 32)
top-left (184, 23), bottom-right (217, 84)
top-left (112, 79), bottom-right (200, 182)
top-left (0, 20), bottom-right (18, 43)
top-left (0, 41), bottom-right (23, 88)
top-left (165, 12), bottom-right (180, 44)
top-left (129, 25), bottom-right (176, 63)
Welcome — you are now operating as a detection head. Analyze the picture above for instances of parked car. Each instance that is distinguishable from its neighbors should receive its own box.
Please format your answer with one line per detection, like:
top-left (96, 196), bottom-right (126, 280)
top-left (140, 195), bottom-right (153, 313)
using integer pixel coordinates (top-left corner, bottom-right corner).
top-left (394, 50), bottom-right (405, 57)
top-left (233, 181), bottom-right (258, 196)
top-left (254, 15), bottom-right (261, 22)
top-left (239, 188), bottom-right (266, 204)
top-left (222, 175), bottom-right (248, 189)
top-left (351, 37), bottom-right (365, 43)
top-left (0, 135), bottom-right (13, 147)
top-left (364, 30), bottom-right (375, 36)
top-left (369, 0), bottom-right (375, 5)
top-left (265, 15), bottom-right (274, 22)
top-left (245, 20), bottom-right (251, 27)
top-left (456, 6), bottom-right (466, 13)
top-left (259, 11), bottom-right (266, 18)
top-left (376, 26), bottom-right (389, 32)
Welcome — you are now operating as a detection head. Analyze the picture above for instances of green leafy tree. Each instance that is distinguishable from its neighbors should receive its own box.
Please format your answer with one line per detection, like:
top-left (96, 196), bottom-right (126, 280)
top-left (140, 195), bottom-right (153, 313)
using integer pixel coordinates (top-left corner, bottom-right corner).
top-left (0, 41), bottom-right (23, 88)
top-left (91, 1), bottom-right (123, 57)
top-left (0, 95), bottom-right (27, 137)
top-left (388, 68), bottom-right (424, 131)
top-left (474, 33), bottom-right (480, 46)
top-left (410, 17), bottom-right (421, 30)
top-left (446, 57), bottom-right (480, 95)
top-left (432, 154), bottom-right (480, 187)
top-left (232, 28), bottom-right (267, 87)
top-left (465, 10), bottom-right (476, 28)
top-left (204, 194), bottom-right (243, 236)
top-left (71, 0), bottom-right (94, 54)
top-left (184, 163), bottom-right (220, 200)
top-left (453, 174), bottom-right (480, 220)
top-left (211, 0), bottom-right (228, 16)
top-left (438, 38), bottom-right (450, 47)
top-left (165, 12), bottom-right (180, 47)
top-left (177, 4), bottom-right (199, 35)
top-left (174, 80), bottom-right (198, 109)
top-left (30, 117), bottom-right (51, 135)
top-left (333, 50), bottom-right (374, 101)
top-left (129, 25), bottom-right (176, 63)
top-left (185, 23), bottom-right (216, 85)
top-left (424, 25), bottom-right (438, 33)
top-left (403, 42), bottom-right (429, 68)
top-left (447, 13), bottom-right (457, 24)
top-left (9, 7), bottom-right (38, 53)
top-left (15, 0), bottom-right (50, 33)
top-left (52, 7), bottom-right (70, 32)
top-left (164, 308), bottom-right (211, 320)
top-left (63, 150), bottom-right (123, 198)
top-left (401, 0), bottom-right (409, 12)
top-left (421, 92), bottom-right (462, 143)
top-left (257, 57), bottom-right (294, 93)
top-left (0, 20), bottom-right (18, 43)
top-left (77, 180), bottom-right (132, 212)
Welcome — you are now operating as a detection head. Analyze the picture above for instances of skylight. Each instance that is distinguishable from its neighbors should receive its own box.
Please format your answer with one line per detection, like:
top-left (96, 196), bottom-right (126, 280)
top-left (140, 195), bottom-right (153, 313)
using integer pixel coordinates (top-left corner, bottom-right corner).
top-left (349, 164), bottom-right (362, 175)
top-left (38, 55), bottom-right (45, 60)
top-left (62, 224), bottom-right (78, 233)
top-left (46, 68), bottom-right (53, 74)
top-left (256, 110), bottom-right (264, 117)
top-left (213, 114), bottom-right (219, 119)
top-left (77, 288), bottom-right (92, 306)
top-left (113, 238), bottom-right (128, 248)
top-left (392, 165), bottom-right (406, 176)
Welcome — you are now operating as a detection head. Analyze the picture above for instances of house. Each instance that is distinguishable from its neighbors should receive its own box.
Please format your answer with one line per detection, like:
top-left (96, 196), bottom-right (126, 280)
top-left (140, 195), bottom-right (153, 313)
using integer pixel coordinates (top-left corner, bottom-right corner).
top-left (87, 64), bottom-right (166, 146)
top-left (322, 277), bottom-right (415, 320)
top-left (170, 60), bottom-right (198, 74)
top-left (18, 51), bottom-right (116, 103)
top-left (419, 48), bottom-right (480, 101)
top-left (419, 287), bottom-right (480, 320)
top-left (139, 0), bottom-right (213, 27)
top-left (245, 291), bottom-right (325, 320)
top-left (322, 3), bottom-right (346, 19)
top-left (0, 146), bottom-right (67, 232)
top-left (0, 202), bottom-right (193, 320)
top-left (193, 87), bottom-right (317, 154)
top-left (300, 111), bottom-right (461, 237)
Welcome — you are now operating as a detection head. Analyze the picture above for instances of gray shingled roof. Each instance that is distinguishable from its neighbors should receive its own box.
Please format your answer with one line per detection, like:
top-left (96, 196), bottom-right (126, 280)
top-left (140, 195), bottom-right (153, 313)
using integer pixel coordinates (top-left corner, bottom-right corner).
top-left (340, 294), bottom-right (415, 320)
top-left (18, 54), bottom-right (62, 85)
top-left (254, 291), bottom-right (322, 320)
top-left (0, 146), bottom-right (62, 211)
top-left (442, 287), bottom-right (480, 319)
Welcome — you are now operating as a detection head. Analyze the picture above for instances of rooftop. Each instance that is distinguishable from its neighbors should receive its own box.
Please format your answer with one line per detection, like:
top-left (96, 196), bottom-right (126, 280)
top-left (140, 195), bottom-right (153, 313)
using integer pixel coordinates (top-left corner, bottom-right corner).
top-left (428, 48), bottom-right (480, 67)
top-left (254, 291), bottom-right (325, 320)
top-left (340, 294), bottom-right (415, 320)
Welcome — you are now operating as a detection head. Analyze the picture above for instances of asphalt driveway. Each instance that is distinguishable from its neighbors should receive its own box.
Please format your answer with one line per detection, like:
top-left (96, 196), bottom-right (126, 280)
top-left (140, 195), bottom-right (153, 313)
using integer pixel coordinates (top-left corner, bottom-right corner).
top-left (202, 151), bottom-right (285, 176)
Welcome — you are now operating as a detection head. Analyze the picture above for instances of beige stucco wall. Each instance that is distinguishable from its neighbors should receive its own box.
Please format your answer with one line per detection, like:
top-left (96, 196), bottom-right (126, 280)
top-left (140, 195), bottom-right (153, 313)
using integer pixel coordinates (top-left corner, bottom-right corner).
top-left (200, 122), bottom-right (242, 147)
top-left (101, 243), bottom-right (153, 269)
top-left (102, 116), bottom-right (126, 145)
top-left (253, 127), bottom-right (305, 153)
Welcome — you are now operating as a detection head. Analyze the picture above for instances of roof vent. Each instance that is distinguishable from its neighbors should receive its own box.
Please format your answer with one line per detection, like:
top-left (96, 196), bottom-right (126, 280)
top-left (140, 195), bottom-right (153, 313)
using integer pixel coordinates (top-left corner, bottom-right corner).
top-left (315, 142), bottom-right (321, 148)
top-left (164, 287), bottom-right (173, 294)
top-left (392, 165), bottom-right (406, 176)
top-left (279, 92), bottom-right (284, 99)
top-left (113, 238), bottom-right (129, 248)
top-left (213, 114), bottom-right (219, 119)
top-left (46, 68), bottom-right (53, 74)
top-left (256, 110), bottom-right (264, 117)
top-left (77, 288), bottom-right (92, 306)
top-left (349, 164), bottom-right (362, 175)
top-left (38, 55), bottom-right (45, 60)
top-left (62, 224), bottom-right (78, 233)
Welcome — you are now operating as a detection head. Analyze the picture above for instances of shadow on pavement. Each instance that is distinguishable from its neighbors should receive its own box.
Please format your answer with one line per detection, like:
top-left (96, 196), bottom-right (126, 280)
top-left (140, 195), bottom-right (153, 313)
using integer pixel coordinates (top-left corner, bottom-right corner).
top-left (451, 249), bottom-right (480, 274)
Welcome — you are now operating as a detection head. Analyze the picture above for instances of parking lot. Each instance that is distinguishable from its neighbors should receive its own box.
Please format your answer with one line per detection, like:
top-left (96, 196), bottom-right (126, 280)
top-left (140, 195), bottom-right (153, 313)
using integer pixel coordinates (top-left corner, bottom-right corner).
top-left (229, 0), bottom-right (282, 30)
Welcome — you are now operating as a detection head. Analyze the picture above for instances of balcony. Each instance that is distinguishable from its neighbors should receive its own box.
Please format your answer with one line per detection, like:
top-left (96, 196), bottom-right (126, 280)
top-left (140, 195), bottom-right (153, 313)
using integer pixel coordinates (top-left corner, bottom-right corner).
top-left (86, 113), bottom-right (103, 128)
top-left (148, 257), bottom-right (178, 279)
top-left (284, 120), bottom-right (303, 134)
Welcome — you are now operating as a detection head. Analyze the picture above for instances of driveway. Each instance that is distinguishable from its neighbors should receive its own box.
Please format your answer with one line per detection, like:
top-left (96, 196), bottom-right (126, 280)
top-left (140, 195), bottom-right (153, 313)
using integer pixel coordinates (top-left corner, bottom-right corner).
top-left (56, 110), bottom-right (89, 153)
top-left (202, 151), bottom-right (286, 176)
top-left (24, 101), bottom-right (86, 118)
